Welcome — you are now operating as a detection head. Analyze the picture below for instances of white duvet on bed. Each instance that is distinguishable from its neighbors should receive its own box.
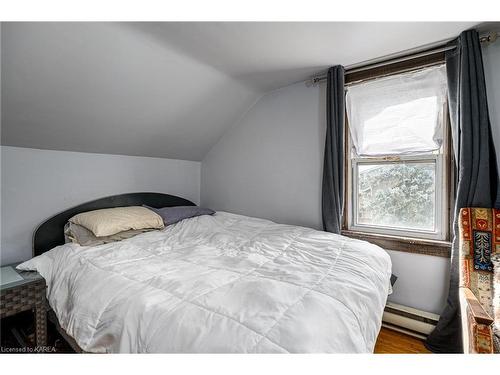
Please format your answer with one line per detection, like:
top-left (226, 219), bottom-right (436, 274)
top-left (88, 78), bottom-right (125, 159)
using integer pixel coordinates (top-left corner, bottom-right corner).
top-left (18, 211), bottom-right (391, 353)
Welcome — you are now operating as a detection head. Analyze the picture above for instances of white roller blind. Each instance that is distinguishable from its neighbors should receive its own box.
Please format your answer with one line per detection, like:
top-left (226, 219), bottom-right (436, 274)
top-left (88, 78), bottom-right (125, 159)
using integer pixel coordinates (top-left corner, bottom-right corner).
top-left (346, 64), bottom-right (448, 156)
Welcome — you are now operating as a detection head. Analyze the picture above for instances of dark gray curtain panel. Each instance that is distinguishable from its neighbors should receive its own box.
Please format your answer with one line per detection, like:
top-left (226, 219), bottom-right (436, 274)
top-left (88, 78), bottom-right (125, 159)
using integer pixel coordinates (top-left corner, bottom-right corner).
top-left (425, 29), bottom-right (500, 353)
top-left (322, 65), bottom-right (345, 233)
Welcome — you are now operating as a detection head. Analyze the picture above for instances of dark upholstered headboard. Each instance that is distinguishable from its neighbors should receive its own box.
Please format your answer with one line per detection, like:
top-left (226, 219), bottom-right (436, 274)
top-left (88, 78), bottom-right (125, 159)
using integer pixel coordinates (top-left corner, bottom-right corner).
top-left (32, 192), bottom-right (195, 257)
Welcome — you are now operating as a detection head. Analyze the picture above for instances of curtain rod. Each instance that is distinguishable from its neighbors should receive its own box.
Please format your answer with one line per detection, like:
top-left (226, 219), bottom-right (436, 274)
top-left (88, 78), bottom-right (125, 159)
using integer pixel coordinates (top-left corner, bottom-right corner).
top-left (309, 31), bottom-right (499, 86)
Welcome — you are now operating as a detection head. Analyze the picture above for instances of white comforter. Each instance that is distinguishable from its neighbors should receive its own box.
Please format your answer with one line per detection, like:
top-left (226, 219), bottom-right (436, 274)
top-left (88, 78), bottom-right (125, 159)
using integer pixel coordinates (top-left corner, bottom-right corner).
top-left (18, 212), bottom-right (391, 353)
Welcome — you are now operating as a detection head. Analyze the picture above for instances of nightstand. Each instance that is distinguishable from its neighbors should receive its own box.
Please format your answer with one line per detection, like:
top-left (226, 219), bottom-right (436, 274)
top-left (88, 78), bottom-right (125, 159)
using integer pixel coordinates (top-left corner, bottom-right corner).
top-left (0, 264), bottom-right (47, 347)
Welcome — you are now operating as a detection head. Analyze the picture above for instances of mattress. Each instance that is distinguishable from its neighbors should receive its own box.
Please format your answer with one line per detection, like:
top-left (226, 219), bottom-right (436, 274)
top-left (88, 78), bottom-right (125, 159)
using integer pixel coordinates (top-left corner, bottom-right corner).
top-left (18, 211), bottom-right (392, 353)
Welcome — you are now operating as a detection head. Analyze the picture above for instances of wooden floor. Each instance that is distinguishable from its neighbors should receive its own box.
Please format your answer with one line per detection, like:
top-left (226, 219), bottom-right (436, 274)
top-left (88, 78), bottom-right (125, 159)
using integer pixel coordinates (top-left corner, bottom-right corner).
top-left (374, 327), bottom-right (431, 354)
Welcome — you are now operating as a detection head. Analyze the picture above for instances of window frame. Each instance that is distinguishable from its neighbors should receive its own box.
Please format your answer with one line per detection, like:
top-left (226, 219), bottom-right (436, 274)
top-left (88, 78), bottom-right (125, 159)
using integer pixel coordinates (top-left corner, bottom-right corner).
top-left (348, 145), bottom-right (447, 241)
top-left (341, 51), bottom-right (453, 251)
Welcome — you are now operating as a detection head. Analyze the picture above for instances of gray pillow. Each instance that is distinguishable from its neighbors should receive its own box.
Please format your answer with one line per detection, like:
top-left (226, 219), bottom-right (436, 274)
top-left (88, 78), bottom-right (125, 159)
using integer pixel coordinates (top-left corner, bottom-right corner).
top-left (64, 222), bottom-right (153, 246)
top-left (143, 205), bottom-right (215, 226)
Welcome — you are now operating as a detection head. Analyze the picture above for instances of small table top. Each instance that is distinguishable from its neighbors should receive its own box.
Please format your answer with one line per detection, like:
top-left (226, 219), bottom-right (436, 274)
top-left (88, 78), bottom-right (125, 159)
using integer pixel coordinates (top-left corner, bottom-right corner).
top-left (0, 262), bottom-right (44, 292)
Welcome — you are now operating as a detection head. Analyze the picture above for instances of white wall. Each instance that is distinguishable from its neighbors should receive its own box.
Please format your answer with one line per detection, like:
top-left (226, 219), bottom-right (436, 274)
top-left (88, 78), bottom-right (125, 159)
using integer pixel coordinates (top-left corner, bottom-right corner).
top-left (483, 41), bottom-right (500, 166)
top-left (0, 146), bottom-right (201, 265)
top-left (202, 83), bottom-right (326, 230)
top-left (0, 25), bottom-right (2, 255)
top-left (386, 250), bottom-right (449, 313)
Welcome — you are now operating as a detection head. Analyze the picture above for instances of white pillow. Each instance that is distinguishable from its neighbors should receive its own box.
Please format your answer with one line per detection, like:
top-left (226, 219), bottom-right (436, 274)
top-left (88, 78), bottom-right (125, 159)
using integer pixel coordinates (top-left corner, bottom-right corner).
top-left (69, 206), bottom-right (164, 237)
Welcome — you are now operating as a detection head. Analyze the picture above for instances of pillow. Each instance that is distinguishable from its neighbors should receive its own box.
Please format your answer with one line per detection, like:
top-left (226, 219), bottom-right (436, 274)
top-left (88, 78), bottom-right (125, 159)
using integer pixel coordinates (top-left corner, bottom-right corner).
top-left (69, 206), bottom-right (164, 237)
top-left (144, 205), bottom-right (215, 226)
top-left (64, 222), bottom-right (153, 246)
top-left (492, 253), bottom-right (500, 347)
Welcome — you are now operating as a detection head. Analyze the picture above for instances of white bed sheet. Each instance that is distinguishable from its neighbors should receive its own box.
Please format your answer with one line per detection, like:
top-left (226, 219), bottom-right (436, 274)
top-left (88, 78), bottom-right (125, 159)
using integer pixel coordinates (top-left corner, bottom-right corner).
top-left (18, 211), bottom-right (391, 353)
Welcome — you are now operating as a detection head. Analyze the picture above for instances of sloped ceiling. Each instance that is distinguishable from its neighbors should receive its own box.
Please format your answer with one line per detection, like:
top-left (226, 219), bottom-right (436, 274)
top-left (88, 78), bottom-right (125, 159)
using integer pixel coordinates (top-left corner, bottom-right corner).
top-left (1, 22), bottom-right (479, 161)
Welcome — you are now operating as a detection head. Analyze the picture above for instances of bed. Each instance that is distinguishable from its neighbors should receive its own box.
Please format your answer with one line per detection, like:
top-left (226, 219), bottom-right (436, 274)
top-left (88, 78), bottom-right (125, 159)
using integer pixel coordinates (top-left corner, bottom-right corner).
top-left (18, 192), bottom-right (392, 353)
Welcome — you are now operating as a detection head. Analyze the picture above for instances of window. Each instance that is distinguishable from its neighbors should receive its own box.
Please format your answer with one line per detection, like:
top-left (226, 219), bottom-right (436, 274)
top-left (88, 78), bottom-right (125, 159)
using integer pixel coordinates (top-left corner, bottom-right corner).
top-left (345, 63), bottom-right (450, 242)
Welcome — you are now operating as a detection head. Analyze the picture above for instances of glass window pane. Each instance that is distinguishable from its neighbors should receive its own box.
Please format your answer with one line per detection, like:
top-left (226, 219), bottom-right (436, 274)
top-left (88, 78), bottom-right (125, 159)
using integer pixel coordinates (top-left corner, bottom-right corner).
top-left (356, 162), bottom-right (436, 231)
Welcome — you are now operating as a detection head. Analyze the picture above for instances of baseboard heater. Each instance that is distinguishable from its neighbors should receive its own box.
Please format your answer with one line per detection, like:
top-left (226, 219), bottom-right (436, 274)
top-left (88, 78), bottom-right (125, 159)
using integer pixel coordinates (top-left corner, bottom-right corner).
top-left (382, 302), bottom-right (439, 340)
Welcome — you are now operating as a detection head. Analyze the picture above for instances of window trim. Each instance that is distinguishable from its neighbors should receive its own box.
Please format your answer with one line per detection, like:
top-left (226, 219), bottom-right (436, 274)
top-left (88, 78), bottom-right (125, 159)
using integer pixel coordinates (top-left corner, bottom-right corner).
top-left (341, 50), bottom-right (453, 254)
top-left (340, 229), bottom-right (451, 258)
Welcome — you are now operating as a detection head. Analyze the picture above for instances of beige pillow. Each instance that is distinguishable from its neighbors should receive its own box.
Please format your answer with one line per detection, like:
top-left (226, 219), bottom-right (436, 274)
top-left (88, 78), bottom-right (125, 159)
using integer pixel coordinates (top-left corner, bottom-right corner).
top-left (69, 206), bottom-right (164, 237)
top-left (64, 222), bottom-right (153, 246)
